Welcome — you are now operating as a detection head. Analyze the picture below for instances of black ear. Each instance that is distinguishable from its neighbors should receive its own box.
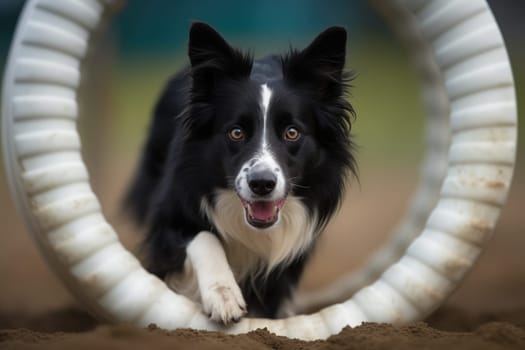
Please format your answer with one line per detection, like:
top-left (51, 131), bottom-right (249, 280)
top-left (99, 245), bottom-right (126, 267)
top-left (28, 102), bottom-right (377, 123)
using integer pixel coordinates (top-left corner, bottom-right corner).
top-left (282, 27), bottom-right (348, 98)
top-left (188, 22), bottom-right (252, 79)
top-left (302, 26), bottom-right (347, 73)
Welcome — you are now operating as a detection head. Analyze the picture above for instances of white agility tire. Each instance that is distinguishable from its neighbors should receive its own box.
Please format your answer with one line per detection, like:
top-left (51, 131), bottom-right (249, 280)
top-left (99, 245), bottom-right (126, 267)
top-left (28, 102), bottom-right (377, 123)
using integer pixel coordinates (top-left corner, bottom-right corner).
top-left (2, 0), bottom-right (517, 341)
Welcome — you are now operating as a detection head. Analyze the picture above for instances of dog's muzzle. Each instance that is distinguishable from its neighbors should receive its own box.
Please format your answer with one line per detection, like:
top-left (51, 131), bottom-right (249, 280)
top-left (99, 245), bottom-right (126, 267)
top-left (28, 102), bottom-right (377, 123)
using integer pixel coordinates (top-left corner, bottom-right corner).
top-left (237, 165), bottom-right (287, 229)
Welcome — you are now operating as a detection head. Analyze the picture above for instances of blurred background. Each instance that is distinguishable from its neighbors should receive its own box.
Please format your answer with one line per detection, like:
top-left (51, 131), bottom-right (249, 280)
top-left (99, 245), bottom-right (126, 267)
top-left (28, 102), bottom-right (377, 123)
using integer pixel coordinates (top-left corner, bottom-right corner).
top-left (0, 0), bottom-right (523, 320)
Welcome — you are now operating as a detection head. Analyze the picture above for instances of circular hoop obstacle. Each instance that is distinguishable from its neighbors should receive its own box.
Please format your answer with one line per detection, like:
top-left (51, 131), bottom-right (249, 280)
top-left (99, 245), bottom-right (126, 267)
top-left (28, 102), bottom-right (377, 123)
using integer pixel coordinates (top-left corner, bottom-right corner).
top-left (2, 0), bottom-right (517, 341)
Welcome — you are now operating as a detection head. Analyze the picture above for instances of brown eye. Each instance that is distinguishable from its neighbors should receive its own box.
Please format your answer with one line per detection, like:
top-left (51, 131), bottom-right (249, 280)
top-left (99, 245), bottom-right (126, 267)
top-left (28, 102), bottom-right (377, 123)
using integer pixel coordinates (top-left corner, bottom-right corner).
top-left (229, 127), bottom-right (244, 141)
top-left (284, 126), bottom-right (301, 141)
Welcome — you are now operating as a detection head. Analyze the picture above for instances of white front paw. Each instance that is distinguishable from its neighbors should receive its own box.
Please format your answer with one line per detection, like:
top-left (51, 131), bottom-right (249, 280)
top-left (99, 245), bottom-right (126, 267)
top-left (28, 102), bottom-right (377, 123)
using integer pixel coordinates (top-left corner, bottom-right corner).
top-left (202, 282), bottom-right (247, 324)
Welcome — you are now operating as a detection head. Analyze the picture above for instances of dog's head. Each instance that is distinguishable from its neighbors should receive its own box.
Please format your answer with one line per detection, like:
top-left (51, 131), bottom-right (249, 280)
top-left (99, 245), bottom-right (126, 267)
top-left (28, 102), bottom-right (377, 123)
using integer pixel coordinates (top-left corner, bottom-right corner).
top-left (187, 23), bottom-right (355, 232)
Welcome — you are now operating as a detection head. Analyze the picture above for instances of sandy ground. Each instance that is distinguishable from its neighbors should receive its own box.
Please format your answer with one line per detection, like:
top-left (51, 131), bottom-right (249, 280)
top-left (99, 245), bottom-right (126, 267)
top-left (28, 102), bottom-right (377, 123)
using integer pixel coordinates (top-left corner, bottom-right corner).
top-left (1, 311), bottom-right (525, 350)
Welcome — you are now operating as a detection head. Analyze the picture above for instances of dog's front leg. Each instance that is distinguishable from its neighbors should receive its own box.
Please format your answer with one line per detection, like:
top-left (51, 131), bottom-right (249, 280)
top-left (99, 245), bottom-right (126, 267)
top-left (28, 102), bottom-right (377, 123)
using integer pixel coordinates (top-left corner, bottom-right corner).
top-left (186, 231), bottom-right (247, 324)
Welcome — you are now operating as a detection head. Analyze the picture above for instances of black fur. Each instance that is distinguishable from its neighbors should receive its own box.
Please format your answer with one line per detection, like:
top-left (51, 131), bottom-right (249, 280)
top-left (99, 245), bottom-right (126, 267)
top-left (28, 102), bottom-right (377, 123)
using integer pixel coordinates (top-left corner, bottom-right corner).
top-left (126, 22), bottom-right (355, 318)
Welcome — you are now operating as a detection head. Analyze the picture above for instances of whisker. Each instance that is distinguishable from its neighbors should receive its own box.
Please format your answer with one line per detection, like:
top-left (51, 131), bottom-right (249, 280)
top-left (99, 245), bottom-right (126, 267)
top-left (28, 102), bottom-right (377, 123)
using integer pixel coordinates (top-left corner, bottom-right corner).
top-left (291, 183), bottom-right (310, 190)
top-left (225, 175), bottom-right (238, 187)
top-left (288, 177), bottom-right (310, 190)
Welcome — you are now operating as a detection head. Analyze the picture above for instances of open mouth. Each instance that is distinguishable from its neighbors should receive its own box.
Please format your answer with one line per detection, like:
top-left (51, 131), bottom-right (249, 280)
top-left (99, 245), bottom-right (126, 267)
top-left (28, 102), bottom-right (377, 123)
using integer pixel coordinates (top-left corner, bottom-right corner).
top-left (240, 198), bottom-right (286, 229)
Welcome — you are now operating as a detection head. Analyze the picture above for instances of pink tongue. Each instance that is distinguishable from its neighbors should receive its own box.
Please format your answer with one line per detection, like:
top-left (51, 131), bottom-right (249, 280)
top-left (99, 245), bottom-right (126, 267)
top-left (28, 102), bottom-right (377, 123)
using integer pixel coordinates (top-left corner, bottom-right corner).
top-left (250, 201), bottom-right (275, 221)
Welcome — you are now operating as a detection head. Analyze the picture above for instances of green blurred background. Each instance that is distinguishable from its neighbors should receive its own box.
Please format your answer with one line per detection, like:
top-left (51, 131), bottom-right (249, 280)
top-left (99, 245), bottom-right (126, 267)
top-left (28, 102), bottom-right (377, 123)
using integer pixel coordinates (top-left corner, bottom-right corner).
top-left (0, 1), bottom-right (523, 317)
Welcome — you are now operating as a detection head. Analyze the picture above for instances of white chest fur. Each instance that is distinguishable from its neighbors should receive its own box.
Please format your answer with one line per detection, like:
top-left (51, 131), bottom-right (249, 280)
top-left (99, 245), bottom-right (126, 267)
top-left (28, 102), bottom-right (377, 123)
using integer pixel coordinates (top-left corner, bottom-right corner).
top-left (202, 190), bottom-right (318, 280)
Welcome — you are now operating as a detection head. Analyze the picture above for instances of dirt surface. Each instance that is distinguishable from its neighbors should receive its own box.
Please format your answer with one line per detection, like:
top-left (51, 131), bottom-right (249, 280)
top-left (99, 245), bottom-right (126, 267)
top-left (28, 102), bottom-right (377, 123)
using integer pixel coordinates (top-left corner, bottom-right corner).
top-left (1, 306), bottom-right (525, 349)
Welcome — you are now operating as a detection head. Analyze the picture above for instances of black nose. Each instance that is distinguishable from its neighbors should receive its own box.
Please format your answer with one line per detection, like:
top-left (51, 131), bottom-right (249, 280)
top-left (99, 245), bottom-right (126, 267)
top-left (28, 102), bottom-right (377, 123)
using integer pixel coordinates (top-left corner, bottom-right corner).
top-left (248, 170), bottom-right (277, 196)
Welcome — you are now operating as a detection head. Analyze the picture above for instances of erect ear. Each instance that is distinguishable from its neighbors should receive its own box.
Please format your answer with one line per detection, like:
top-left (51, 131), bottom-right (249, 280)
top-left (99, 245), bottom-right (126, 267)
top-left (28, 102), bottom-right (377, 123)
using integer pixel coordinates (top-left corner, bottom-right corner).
top-left (282, 27), bottom-right (348, 98)
top-left (302, 26), bottom-right (347, 74)
top-left (188, 22), bottom-right (252, 80)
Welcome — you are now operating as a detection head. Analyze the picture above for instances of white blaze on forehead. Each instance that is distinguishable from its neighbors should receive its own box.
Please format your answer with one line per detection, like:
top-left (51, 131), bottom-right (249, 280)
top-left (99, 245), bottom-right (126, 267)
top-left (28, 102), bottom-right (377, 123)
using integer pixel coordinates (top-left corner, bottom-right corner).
top-left (260, 84), bottom-right (272, 149)
top-left (261, 83), bottom-right (272, 113)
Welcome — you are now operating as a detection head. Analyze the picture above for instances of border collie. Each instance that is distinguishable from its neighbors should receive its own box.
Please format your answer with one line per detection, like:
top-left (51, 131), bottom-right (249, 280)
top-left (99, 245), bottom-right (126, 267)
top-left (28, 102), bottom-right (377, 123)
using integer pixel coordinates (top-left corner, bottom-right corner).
top-left (126, 22), bottom-right (355, 324)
